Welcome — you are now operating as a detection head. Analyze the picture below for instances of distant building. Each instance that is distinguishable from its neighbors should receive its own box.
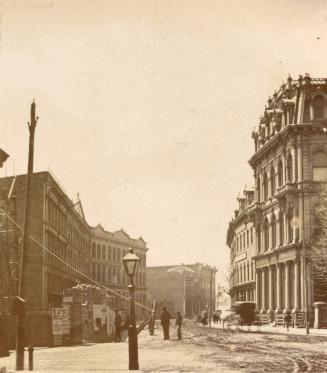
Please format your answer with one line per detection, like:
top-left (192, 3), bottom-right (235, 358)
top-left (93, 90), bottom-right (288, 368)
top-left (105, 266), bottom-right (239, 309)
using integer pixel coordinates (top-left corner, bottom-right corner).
top-left (146, 263), bottom-right (216, 317)
top-left (90, 224), bottom-right (148, 319)
top-left (0, 171), bottom-right (91, 344)
top-left (226, 190), bottom-right (256, 303)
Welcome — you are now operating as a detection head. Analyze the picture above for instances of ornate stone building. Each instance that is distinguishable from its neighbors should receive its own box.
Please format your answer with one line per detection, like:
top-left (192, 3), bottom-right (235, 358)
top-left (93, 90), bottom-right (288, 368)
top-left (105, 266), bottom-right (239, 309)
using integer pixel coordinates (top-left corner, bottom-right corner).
top-left (249, 74), bottom-right (327, 324)
top-left (226, 190), bottom-right (256, 304)
top-left (90, 224), bottom-right (148, 319)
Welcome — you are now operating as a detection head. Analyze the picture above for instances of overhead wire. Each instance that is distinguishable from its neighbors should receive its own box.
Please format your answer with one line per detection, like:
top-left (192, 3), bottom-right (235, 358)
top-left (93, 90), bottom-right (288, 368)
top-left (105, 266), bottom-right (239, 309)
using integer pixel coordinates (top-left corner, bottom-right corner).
top-left (0, 208), bottom-right (152, 312)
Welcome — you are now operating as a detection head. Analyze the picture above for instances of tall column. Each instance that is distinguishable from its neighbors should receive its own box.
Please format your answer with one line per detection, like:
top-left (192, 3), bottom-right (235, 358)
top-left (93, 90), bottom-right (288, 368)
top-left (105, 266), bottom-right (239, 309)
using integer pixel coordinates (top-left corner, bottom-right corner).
top-left (255, 269), bottom-right (260, 311)
top-left (293, 260), bottom-right (300, 310)
top-left (268, 265), bottom-right (274, 311)
top-left (284, 262), bottom-right (290, 311)
top-left (261, 268), bottom-right (266, 312)
top-left (307, 262), bottom-right (312, 308)
top-left (276, 264), bottom-right (281, 312)
top-left (300, 256), bottom-right (304, 310)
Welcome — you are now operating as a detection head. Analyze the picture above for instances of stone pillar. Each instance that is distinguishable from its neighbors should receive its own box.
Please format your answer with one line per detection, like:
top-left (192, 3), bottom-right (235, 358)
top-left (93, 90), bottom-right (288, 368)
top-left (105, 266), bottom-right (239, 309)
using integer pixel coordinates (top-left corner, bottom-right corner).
top-left (268, 265), bottom-right (274, 311)
top-left (255, 269), bottom-right (260, 311)
top-left (293, 260), bottom-right (300, 311)
top-left (307, 262), bottom-right (312, 308)
top-left (261, 268), bottom-right (266, 312)
top-left (300, 256), bottom-right (304, 310)
top-left (275, 264), bottom-right (281, 312)
top-left (284, 262), bottom-right (290, 311)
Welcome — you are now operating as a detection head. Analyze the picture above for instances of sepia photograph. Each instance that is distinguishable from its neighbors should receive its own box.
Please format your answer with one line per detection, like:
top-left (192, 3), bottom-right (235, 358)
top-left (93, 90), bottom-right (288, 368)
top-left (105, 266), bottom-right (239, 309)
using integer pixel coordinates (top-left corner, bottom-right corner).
top-left (1, 1), bottom-right (327, 372)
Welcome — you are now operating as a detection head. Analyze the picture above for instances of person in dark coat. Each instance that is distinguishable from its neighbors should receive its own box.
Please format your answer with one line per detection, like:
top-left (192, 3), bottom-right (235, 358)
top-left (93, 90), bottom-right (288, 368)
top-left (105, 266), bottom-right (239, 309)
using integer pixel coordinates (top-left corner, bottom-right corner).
top-left (160, 307), bottom-right (171, 340)
top-left (114, 310), bottom-right (122, 342)
top-left (175, 311), bottom-right (182, 340)
top-left (284, 311), bottom-right (292, 332)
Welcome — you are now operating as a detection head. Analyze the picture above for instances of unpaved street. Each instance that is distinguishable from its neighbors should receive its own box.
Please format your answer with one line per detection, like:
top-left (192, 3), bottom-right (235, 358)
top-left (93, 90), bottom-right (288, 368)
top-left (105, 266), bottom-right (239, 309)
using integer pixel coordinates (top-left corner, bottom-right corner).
top-left (1, 321), bottom-right (327, 372)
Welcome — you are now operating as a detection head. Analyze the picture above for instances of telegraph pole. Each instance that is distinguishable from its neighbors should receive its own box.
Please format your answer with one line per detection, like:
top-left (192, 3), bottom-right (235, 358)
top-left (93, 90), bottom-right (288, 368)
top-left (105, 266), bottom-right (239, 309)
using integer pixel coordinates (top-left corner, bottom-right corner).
top-left (16, 101), bottom-right (38, 370)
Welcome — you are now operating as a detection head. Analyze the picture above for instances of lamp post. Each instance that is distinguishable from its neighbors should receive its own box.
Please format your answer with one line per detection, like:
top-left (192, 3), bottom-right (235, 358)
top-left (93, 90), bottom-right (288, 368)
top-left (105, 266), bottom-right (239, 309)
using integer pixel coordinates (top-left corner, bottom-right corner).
top-left (123, 248), bottom-right (140, 371)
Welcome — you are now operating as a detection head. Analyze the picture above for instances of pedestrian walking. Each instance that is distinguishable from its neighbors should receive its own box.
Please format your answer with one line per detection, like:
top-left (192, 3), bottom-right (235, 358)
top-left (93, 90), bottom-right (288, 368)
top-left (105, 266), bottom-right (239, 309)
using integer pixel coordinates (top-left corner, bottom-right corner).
top-left (175, 311), bottom-right (182, 340)
top-left (160, 307), bottom-right (171, 340)
top-left (284, 311), bottom-right (292, 332)
top-left (114, 310), bottom-right (122, 342)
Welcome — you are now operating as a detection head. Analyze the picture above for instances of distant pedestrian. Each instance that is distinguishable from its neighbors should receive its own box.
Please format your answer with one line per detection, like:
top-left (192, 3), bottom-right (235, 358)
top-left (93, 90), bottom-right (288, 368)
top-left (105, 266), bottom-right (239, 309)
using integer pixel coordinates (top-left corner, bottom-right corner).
top-left (284, 311), bottom-right (292, 332)
top-left (160, 307), bottom-right (171, 340)
top-left (114, 310), bottom-right (122, 342)
top-left (175, 311), bottom-right (182, 340)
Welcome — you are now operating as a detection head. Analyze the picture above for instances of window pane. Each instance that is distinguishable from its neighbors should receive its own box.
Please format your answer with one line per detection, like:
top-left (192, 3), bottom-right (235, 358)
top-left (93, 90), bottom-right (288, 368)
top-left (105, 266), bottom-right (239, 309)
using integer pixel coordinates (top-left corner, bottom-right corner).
top-left (313, 167), bottom-right (327, 181)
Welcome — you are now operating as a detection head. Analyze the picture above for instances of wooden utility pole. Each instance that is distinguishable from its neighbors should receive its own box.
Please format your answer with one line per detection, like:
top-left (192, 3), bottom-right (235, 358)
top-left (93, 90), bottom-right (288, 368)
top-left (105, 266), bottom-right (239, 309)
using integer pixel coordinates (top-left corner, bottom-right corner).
top-left (16, 101), bottom-right (38, 371)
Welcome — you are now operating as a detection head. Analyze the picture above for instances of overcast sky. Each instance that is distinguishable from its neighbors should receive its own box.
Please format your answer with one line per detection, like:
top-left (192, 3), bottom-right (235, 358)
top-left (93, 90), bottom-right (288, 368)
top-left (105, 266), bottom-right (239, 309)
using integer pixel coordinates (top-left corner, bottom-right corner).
top-left (1, 0), bottom-right (327, 278)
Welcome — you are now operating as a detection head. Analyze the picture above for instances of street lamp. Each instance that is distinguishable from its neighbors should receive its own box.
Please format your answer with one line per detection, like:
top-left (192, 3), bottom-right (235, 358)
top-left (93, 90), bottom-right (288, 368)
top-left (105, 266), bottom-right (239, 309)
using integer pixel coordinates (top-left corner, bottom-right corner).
top-left (123, 248), bottom-right (140, 371)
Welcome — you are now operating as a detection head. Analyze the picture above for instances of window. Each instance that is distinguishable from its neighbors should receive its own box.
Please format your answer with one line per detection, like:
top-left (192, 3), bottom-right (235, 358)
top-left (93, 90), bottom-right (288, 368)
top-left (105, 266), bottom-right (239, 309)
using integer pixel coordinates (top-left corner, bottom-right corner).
top-left (313, 152), bottom-right (327, 181)
top-left (247, 230), bottom-right (249, 246)
top-left (92, 242), bottom-right (96, 258)
top-left (271, 166), bottom-right (276, 196)
top-left (102, 245), bottom-right (106, 260)
top-left (278, 160), bottom-right (283, 187)
top-left (288, 209), bottom-right (294, 243)
top-left (257, 177), bottom-right (261, 202)
top-left (263, 172), bottom-right (268, 200)
top-left (250, 227), bottom-right (253, 243)
top-left (271, 214), bottom-right (276, 248)
top-left (313, 95), bottom-right (324, 119)
top-left (257, 224), bottom-right (261, 253)
top-left (286, 153), bottom-right (293, 182)
top-left (279, 211), bottom-right (284, 245)
top-left (97, 244), bottom-right (101, 259)
top-left (263, 217), bottom-right (269, 251)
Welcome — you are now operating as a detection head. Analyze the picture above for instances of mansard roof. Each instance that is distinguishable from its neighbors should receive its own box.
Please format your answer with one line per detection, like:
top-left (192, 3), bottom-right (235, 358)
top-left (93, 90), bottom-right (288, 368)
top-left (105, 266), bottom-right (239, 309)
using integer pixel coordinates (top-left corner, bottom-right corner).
top-left (250, 74), bottom-right (327, 167)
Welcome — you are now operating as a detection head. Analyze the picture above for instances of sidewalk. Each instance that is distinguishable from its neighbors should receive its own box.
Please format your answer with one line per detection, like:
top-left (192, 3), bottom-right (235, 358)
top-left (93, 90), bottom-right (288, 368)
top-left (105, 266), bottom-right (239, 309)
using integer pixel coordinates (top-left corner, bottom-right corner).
top-left (208, 321), bottom-right (327, 336)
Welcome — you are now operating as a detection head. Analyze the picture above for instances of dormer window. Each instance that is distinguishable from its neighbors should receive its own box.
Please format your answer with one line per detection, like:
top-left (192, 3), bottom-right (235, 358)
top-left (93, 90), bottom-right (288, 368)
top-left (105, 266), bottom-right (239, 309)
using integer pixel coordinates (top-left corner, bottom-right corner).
top-left (313, 95), bottom-right (324, 119)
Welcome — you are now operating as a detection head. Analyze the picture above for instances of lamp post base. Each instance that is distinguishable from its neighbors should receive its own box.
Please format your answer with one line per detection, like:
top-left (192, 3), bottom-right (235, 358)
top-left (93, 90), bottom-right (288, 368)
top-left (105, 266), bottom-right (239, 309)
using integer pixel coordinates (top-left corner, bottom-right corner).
top-left (128, 325), bottom-right (139, 370)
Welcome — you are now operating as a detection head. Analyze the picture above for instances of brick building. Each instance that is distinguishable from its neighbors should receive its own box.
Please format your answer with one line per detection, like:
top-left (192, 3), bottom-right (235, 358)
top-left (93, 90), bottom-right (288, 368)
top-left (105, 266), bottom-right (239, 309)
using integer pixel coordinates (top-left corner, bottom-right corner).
top-left (146, 263), bottom-right (216, 317)
top-left (0, 171), bottom-right (91, 344)
top-left (90, 224), bottom-right (148, 319)
top-left (226, 190), bottom-right (256, 304)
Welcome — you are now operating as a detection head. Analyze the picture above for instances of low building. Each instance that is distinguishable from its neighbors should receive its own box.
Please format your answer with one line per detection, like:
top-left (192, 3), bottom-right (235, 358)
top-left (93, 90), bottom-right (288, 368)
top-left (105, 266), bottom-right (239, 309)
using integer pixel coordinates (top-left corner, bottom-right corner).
top-left (226, 190), bottom-right (256, 304)
top-left (90, 224), bottom-right (148, 320)
top-left (146, 263), bottom-right (216, 317)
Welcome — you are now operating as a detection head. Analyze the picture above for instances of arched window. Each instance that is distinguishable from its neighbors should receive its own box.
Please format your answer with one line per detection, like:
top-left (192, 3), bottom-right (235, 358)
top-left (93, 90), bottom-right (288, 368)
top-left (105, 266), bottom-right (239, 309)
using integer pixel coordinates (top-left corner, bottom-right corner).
top-left (263, 217), bottom-right (269, 251)
top-left (271, 166), bottom-right (276, 196)
top-left (257, 177), bottom-right (261, 202)
top-left (288, 209), bottom-right (294, 243)
top-left (263, 172), bottom-right (268, 200)
top-left (287, 153), bottom-right (293, 182)
top-left (313, 95), bottom-right (324, 119)
top-left (312, 152), bottom-right (327, 181)
top-left (257, 224), bottom-right (261, 253)
top-left (278, 160), bottom-right (283, 187)
top-left (271, 213), bottom-right (276, 248)
top-left (279, 211), bottom-right (284, 246)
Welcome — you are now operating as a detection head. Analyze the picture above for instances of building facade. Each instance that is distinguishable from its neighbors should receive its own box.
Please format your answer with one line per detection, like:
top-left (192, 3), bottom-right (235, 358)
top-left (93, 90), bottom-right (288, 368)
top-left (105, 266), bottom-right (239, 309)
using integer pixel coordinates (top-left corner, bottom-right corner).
top-left (0, 172), bottom-right (91, 309)
top-left (0, 171), bottom-right (91, 344)
top-left (226, 190), bottom-right (256, 304)
top-left (90, 224), bottom-right (148, 319)
top-left (244, 74), bottom-right (327, 325)
top-left (146, 263), bottom-right (216, 317)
